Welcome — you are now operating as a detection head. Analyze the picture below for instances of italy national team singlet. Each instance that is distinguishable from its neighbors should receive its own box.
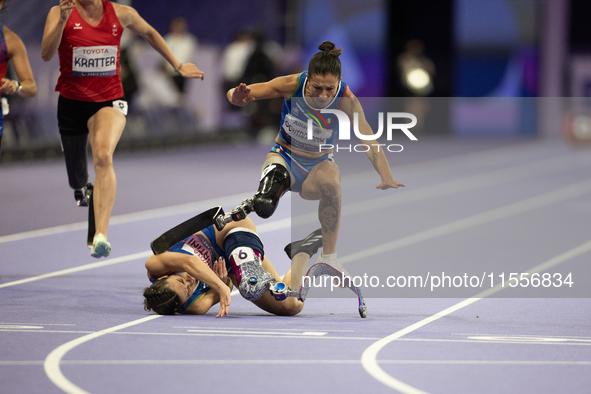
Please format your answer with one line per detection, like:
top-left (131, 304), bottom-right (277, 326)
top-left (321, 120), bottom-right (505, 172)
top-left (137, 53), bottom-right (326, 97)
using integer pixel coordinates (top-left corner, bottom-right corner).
top-left (278, 71), bottom-right (348, 152)
top-left (56, 0), bottom-right (124, 102)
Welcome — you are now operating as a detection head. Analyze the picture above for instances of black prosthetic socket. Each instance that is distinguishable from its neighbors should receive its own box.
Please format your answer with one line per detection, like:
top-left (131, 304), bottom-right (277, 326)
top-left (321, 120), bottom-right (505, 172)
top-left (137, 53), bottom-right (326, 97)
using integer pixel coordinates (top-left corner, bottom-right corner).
top-left (61, 134), bottom-right (89, 190)
top-left (253, 163), bottom-right (291, 219)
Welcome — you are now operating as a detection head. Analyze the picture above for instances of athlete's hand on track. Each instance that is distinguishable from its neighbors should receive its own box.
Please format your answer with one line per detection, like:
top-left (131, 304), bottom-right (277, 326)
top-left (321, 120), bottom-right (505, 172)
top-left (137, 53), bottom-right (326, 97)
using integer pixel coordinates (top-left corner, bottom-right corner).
top-left (375, 179), bottom-right (405, 190)
top-left (231, 83), bottom-right (255, 106)
top-left (216, 286), bottom-right (231, 318)
top-left (177, 63), bottom-right (204, 80)
top-left (59, 0), bottom-right (75, 22)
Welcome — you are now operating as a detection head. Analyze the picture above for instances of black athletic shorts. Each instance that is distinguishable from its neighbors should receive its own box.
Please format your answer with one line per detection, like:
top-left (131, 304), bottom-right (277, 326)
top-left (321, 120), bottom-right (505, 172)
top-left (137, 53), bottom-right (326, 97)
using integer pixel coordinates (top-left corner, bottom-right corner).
top-left (57, 95), bottom-right (128, 136)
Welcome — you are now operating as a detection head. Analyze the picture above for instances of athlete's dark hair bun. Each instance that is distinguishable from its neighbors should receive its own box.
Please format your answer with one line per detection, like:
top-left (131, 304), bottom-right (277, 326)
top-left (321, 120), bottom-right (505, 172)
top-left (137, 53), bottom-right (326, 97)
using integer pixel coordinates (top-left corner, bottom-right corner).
top-left (318, 41), bottom-right (336, 52)
top-left (318, 41), bottom-right (343, 57)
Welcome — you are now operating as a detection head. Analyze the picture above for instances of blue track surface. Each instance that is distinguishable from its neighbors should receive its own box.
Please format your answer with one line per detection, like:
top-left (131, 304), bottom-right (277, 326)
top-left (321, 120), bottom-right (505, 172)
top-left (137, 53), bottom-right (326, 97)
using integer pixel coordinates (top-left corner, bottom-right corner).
top-left (1, 138), bottom-right (590, 393)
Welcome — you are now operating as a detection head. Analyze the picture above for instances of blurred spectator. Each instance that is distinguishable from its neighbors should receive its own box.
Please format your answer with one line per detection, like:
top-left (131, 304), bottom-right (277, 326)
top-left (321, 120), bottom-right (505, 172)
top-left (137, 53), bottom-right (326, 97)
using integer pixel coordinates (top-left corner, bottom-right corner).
top-left (222, 30), bottom-right (254, 94)
top-left (163, 17), bottom-right (198, 99)
top-left (242, 30), bottom-right (274, 85)
top-left (240, 30), bottom-right (281, 141)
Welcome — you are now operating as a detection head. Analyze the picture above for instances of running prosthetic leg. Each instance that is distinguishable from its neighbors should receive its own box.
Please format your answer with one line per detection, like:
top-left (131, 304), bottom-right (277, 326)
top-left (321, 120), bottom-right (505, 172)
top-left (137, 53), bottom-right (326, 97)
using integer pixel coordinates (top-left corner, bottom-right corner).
top-left (224, 227), bottom-right (277, 302)
top-left (297, 259), bottom-right (367, 318)
top-left (75, 183), bottom-right (93, 207)
top-left (86, 188), bottom-right (96, 247)
top-left (214, 199), bottom-right (253, 231)
top-left (228, 246), bottom-right (276, 301)
top-left (151, 207), bottom-right (223, 255)
top-left (213, 163), bottom-right (291, 231)
top-left (252, 163), bottom-right (291, 219)
top-left (60, 134), bottom-right (90, 195)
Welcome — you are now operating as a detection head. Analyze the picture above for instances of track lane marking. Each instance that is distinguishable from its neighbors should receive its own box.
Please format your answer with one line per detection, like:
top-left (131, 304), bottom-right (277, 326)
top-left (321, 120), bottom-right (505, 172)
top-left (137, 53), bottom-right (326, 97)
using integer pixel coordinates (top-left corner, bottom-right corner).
top-left (10, 359), bottom-right (591, 366)
top-left (44, 315), bottom-right (161, 394)
top-left (360, 238), bottom-right (591, 393)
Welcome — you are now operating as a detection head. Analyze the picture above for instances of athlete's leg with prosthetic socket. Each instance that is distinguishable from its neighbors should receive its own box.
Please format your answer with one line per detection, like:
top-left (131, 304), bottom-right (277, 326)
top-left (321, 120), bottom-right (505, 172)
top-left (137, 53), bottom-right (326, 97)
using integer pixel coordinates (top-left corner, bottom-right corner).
top-left (214, 159), bottom-right (292, 230)
top-left (252, 162), bottom-right (291, 218)
top-left (60, 134), bottom-right (93, 206)
top-left (224, 227), bottom-right (277, 301)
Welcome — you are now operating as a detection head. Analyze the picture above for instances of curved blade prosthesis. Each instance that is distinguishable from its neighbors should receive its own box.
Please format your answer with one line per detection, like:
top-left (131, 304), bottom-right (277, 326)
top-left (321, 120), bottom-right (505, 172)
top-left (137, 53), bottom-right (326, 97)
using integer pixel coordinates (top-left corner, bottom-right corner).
top-left (295, 262), bottom-right (368, 318)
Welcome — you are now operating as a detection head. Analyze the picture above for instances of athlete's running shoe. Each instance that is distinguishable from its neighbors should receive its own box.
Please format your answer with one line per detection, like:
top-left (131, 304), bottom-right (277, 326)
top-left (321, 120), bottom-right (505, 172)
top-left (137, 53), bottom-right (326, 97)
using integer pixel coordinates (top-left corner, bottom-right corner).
top-left (284, 228), bottom-right (323, 259)
top-left (89, 233), bottom-right (111, 258)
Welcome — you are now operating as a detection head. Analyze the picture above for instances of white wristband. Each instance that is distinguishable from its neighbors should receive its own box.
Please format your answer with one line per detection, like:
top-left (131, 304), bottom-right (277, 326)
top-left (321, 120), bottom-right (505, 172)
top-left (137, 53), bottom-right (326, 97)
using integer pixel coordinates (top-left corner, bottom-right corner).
top-left (14, 81), bottom-right (22, 94)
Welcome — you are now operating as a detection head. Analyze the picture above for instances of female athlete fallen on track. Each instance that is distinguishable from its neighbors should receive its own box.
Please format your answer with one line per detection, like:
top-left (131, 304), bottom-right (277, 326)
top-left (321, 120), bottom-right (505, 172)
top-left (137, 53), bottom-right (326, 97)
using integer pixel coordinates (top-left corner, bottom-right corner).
top-left (227, 41), bottom-right (404, 280)
top-left (42, 0), bottom-right (204, 258)
top-left (143, 217), bottom-right (322, 317)
top-left (0, 0), bottom-right (38, 153)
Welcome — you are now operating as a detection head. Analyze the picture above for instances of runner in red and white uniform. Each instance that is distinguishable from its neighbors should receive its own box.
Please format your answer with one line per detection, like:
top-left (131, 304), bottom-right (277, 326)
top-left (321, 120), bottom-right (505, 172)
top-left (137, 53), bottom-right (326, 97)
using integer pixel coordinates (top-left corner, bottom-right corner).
top-left (42, 0), bottom-right (204, 258)
top-left (0, 0), bottom-right (37, 154)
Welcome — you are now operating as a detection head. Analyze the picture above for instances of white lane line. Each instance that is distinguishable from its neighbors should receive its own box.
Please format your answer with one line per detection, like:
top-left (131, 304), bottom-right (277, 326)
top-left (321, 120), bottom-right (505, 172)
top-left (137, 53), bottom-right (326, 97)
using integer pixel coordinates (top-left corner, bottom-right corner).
top-left (0, 192), bottom-right (252, 244)
top-left (171, 325), bottom-right (355, 332)
top-left (44, 315), bottom-right (161, 394)
top-left (466, 336), bottom-right (591, 343)
top-left (186, 329), bottom-right (326, 336)
top-left (452, 333), bottom-right (591, 340)
top-left (0, 251), bottom-right (152, 289)
top-left (0, 325), bottom-right (44, 329)
top-left (360, 237), bottom-right (591, 393)
top-left (4, 329), bottom-right (591, 347)
top-left (0, 218), bottom-right (290, 289)
top-left (0, 323), bottom-right (76, 326)
top-left (341, 178), bottom-right (591, 265)
top-left (0, 328), bottom-right (378, 340)
top-left (9, 359), bottom-right (591, 366)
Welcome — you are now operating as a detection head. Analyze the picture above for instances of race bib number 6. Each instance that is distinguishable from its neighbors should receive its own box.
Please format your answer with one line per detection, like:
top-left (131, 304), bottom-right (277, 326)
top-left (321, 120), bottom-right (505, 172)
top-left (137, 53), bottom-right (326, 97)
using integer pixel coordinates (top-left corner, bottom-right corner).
top-left (72, 46), bottom-right (118, 77)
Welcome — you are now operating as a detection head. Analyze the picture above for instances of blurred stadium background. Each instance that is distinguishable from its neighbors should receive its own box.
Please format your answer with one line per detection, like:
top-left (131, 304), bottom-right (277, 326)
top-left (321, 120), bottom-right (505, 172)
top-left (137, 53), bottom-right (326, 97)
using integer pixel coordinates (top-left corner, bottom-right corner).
top-left (1, 0), bottom-right (590, 163)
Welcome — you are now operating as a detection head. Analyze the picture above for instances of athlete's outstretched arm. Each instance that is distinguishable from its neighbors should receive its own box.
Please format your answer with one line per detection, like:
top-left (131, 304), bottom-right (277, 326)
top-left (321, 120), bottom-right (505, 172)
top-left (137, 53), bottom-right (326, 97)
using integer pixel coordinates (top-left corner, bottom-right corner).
top-left (146, 253), bottom-right (231, 317)
top-left (114, 4), bottom-right (204, 80)
top-left (227, 74), bottom-right (299, 106)
top-left (41, 1), bottom-right (74, 61)
top-left (2, 28), bottom-right (36, 97)
top-left (342, 90), bottom-right (405, 190)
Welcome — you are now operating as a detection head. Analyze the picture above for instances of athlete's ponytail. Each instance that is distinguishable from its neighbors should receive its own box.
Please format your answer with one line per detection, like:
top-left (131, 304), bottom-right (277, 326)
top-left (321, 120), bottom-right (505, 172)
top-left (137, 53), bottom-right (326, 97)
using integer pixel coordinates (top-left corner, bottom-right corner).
top-left (308, 41), bottom-right (343, 78)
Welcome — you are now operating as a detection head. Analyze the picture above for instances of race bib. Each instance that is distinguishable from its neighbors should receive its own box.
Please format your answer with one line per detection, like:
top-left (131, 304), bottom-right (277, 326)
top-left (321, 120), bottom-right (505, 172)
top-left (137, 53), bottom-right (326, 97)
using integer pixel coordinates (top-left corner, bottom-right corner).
top-left (282, 113), bottom-right (333, 150)
top-left (72, 46), bottom-right (118, 77)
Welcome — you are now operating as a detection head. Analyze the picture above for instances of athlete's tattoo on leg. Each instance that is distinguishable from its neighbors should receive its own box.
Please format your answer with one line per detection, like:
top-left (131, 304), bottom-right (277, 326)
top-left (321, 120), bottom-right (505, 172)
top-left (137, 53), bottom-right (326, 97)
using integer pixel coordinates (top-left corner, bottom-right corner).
top-left (318, 185), bottom-right (340, 234)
